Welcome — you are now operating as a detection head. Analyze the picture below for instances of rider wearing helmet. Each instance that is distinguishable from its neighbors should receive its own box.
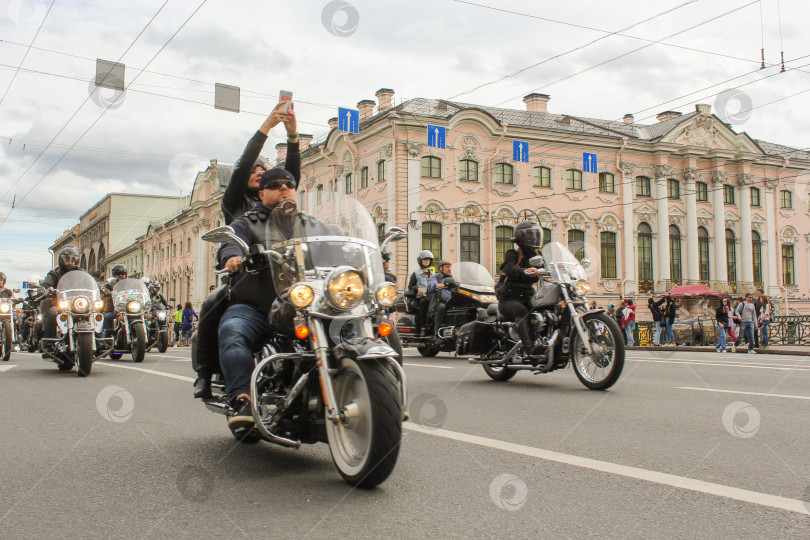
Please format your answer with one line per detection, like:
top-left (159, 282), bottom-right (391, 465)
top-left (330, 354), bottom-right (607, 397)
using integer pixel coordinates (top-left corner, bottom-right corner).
top-left (496, 221), bottom-right (544, 358)
top-left (41, 245), bottom-right (82, 342)
top-left (0, 272), bottom-right (13, 299)
top-left (101, 264), bottom-right (128, 337)
top-left (407, 250), bottom-right (436, 336)
top-left (146, 279), bottom-right (170, 310)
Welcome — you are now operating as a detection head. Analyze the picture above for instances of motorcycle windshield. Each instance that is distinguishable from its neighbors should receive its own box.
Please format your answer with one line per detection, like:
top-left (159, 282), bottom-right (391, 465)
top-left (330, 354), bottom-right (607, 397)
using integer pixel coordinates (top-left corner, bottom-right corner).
top-left (450, 262), bottom-right (495, 288)
top-left (112, 278), bottom-right (150, 311)
top-left (541, 242), bottom-right (587, 283)
top-left (56, 270), bottom-right (101, 301)
top-left (267, 190), bottom-right (385, 295)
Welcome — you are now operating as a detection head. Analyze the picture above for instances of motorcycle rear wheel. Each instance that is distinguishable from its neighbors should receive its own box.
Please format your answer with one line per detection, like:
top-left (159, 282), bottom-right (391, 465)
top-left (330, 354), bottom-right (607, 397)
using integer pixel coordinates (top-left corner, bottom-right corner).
top-left (416, 343), bottom-right (441, 357)
top-left (2, 321), bottom-right (11, 361)
top-left (571, 312), bottom-right (625, 390)
top-left (76, 333), bottom-right (93, 377)
top-left (482, 362), bottom-right (517, 381)
top-left (326, 358), bottom-right (402, 488)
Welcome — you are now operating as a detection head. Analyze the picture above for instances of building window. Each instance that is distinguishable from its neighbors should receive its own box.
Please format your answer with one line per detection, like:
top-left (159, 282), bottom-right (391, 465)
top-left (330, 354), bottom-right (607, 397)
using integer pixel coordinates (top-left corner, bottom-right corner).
top-left (316, 185), bottom-right (323, 204)
top-left (636, 176), bottom-right (651, 197)
top-left (566, 169), bottom-right (583, 191)
top-left (377, 223), bottom-right (386, 245)
top-left (360, 167), bottom-right (368, 189)
top-left (187, 238), bottom-right (191, 251)
top-left (752, 230), bottom-right (762, 284)
top-left (637, 223), bottom-right (653, 281)
top-left (494, 163), bottom-right (513, 185)
top-left (598, 172), bottom-right (614, 193)
top-left (542, 227), bottom-right (552, 247)
top-left (567, 229), bottom-right (585, 262)
top-left (726, 229), bottom-right (737, 282)
top-left (698, 227), bottom-right (710, 281)
top-left (460, 160), bottom-right (479, 182)
top-left (780, 190), bottom-right (793, 209)
top-left (782, 244), bottom-right (795, 285)
top-left (421, 156), bottom-right (441, 179)
top-left (172, 244), bottom-right (176, 257)
top-left (667, 179), bottom-right (680, 199)
top-left (533, 166), bottom-right (551, 188)
top-left (377, 160), bottom-right (386, 183)
top-left (345, 173), bottom-right (353, 194)
top-left (750, 187), bottom-right (760, 207)
top-left (495, 225), bottom-right (513, 270)
top-left (600, 231), bottom-right (616, 278)
top-left (696, 181), bottom-right (708, 202)
top-left (421, 221), bottom-right (442, 261)
top-left (460, 223), bottom-right (480, 263)
top-left (146, 255), bottom-right (149, 267)
top-left (669, 225), bottom-right (682, 281)
top-left (723, 184), bottom-right (735, 205)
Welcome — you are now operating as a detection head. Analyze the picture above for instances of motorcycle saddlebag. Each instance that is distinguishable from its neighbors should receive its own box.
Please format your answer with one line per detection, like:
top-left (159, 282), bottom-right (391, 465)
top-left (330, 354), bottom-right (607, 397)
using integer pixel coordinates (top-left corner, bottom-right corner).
top-left (455, 321), bottom-right (495, 356)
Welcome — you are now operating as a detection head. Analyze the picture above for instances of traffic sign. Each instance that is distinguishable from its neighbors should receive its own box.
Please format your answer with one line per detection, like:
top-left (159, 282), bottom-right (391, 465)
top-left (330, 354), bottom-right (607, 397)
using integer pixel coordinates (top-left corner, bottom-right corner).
top-left (583, 152), bottom-right (597, 173)
top-left (513, 140), bottom-right (529, 163)
top-left (338, 107), bottom-right (359, 134)
top-left (21, 282), bottom-right (28, 289)
top-left (427, 125), bottom-right (446, 149)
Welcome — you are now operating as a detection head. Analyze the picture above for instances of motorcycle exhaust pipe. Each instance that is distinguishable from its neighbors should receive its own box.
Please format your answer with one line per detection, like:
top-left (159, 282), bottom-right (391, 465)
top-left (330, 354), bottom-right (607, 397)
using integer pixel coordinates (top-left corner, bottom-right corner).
top-left (535, 329), bottom-right (560, 373)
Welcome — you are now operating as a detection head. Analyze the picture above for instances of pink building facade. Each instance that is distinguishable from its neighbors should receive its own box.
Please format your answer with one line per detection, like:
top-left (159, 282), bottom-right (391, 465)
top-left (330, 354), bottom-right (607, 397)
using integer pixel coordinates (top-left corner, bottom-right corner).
top-left (298, 89), bottom-right (810, 314)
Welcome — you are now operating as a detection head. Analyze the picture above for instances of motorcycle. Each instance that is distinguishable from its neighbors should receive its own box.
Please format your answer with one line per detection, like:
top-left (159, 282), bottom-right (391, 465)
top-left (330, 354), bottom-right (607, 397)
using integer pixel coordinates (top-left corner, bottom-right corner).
top-left (41, 270), bottom-right (106, 376)
top-left (199, 190), bottom-right (407, 488)
top-left (396, 262), bottom-right (497, 357)
top-left (145, 299), bottom-right (170, 353)
top-left (108, 278), bottom-right (150, 362)
top-left (0, 296), bottom-right (19, 361)
top-left (19, 300), bottom-right (42, 352)
top-left (463, 241), bottom-right (625, 390)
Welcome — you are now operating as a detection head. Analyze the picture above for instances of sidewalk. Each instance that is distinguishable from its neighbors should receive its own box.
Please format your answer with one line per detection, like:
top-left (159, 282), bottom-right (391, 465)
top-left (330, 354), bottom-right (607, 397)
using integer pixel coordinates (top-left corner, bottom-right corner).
top-left (627, 345), bottom-right (810, 356)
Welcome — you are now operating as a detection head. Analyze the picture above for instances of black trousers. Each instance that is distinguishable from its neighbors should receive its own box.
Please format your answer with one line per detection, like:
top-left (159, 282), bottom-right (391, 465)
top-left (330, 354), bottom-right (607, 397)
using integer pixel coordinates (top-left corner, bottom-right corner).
top-left (415, 296), bottom-right (431, 331)
top-left (499, 299), bottom-right (533, 349)
top-left (192, 285), bottom-right (229, 379)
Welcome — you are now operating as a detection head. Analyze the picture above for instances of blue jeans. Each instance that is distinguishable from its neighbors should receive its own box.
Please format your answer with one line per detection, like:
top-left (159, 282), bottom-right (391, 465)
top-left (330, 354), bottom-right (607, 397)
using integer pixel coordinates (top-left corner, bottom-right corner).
top-left (740, 321), bottom-right (755, 351)
top-left (760, 320), bottom-right (770, 347)
top-left (664, 319), bottom-right (674, 342)
top-left (653, 321), bottom-right (661, 346)
top-left (625, 323), bottom-right (634, 346)
top-left (716, 325), bottom-right (726, 351)
top-left (219, 303), bottom-right (271, 401)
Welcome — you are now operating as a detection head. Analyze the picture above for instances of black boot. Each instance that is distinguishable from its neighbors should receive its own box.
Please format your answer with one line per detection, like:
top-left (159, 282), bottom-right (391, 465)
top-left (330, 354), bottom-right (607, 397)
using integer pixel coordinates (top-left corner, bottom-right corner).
top-left (193, 377), bottom-right (212, 399)
top-left (517, 316), bottom-right (542, 358)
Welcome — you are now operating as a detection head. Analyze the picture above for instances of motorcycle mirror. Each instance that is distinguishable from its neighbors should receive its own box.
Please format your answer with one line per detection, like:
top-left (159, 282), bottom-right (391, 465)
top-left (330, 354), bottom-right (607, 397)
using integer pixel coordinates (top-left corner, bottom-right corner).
top-left (529, 255), bottom-right (544, 268)
top-left (581, 258), bottom-right (592, 269)
top-left (380, 226), bottom-right (407, 251)
top-left (202, 226), bottom-right (249, 254)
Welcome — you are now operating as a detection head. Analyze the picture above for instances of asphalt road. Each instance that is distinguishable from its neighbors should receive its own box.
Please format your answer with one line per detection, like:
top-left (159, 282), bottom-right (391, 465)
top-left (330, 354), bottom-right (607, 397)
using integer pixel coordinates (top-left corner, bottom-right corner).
top-left (1, 346), bottom-right (809, 539)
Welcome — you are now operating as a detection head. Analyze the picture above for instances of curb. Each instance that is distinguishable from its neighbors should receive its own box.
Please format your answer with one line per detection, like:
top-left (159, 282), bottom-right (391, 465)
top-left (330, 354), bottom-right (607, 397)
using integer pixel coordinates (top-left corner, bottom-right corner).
top-left (627, 346), bottom-right (810, 357)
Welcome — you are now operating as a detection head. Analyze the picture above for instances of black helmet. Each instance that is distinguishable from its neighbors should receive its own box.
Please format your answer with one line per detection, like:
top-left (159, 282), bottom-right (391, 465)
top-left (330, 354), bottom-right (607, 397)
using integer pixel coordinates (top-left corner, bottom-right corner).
top-left (58, 245), bottom-right (80, 272)
top-left (416, 249), bottom-right (434, 268)
top-left (111, 264), bottom-right (127, 278)
top-left (512, 221), bottom-right (543, 248)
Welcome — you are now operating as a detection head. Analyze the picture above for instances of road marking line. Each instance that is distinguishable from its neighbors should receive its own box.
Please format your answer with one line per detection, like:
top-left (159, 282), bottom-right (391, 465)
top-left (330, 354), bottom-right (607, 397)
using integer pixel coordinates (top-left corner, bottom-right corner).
top-left (627, 358), bottom-right (810, 372)
top-left (0, 364), bottom-right (18, 372)
top-left (403, 363), bottom-right (453, 370)
top-left (630, 355), bottom-right (808, 368)
top-left (404, 423), bottom-right (810, 516)
top-left (98, 357), bottom-right (810, 516)
top-left (97, 362), bottom-right (194, 382)
top-left (146, 354), bottom-right (189, 360)
top-left (677, 386), bottom-right (810, 401)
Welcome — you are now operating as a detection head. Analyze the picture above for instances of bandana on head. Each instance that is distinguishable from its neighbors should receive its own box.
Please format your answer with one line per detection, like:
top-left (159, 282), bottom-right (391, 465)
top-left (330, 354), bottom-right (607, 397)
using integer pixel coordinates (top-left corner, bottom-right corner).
top-left (259, 167), bottom-right (297, 190)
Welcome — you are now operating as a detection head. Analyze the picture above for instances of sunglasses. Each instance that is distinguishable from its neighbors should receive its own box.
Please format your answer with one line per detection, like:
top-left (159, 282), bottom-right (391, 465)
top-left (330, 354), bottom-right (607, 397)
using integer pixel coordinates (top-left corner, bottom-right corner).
top-left (262, 180), bottom-right (295, 190)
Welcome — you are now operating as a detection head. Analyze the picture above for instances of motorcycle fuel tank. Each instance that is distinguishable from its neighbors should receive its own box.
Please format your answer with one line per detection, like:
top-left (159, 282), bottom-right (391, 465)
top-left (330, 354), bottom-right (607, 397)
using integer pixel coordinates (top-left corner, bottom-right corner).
top-left (531, 283), bottom-right (562, 309)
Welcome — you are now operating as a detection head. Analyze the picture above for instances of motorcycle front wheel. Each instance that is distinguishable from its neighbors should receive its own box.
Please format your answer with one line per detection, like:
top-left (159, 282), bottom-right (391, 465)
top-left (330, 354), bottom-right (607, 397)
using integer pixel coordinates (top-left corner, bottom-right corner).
top-left (131, 323), bottom-right (146, 363)
top-left (76, 333), bottom-right (93, 377)
top-left (571, 312), bottom-right (625, 390)
top-left (157, 329), bottom-right (169, 353)
top-left (2, 321), bottom-right (11, 361)
top-left (326, 358), bottom-right (402, 488)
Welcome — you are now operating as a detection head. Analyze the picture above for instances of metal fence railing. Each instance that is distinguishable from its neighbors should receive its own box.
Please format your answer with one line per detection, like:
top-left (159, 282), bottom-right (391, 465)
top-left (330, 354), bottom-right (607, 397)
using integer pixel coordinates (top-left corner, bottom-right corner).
top-left (631, 315), bottom-right (810, 347)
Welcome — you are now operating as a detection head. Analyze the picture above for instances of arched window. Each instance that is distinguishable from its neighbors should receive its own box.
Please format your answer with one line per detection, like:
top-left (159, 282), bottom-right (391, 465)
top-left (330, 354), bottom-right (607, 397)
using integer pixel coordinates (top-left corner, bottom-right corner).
top-left (667, 179), bottom-right (680, 199)
top-left (80, 253), bottom-right (87, 270)
top-left (376, 160), bottom-right (386, 183)
top-left (566, 169), bottom-right (583, 190)
top-left (533, 166), bottom-right (550, 188)
top-left (600, 231), bottom-right (616, 278)
top-left (637, 223), bottom-right (653, 283)
top-left (494, 163), bottom-right (513, 185)
top-left (345, 173), bottom-right (353, 194)
top-left (88, 249), bottom-right (96, 272)
top-left (598, 172), bottom-right (614, 193)
top-left (782, 244), bottom-right (795, 285)
top-left (360, 167), bottom-right (368, 189)
top-left (316, 185), bottom-right (323, 204)
top-left (460, 160), bottom-right (478, 182)
top-left (669, 225), bottom-right (682, 281)
top-left (567, 229), bottom-right (585, 262)
top-left (495, 225), bottom-right (513, 270)
top-left (421, 156), bottom-right (441, 179)
top-left (421, 221), bottom-right (442, 261)
top-left (751, 230), bottom-right (762, 284)
top-left (726, 229), bottom-right (737, 282)
top-left (636, 176), bottom-right (651, 197)
top-left (97, 244), bottom-right (106, 269)
top-left (698, 227), bottom-right (710, 281)
top-left (542, 227), bottom-right (552, 247)
top-left (460, 223), bottom-right (480, 263)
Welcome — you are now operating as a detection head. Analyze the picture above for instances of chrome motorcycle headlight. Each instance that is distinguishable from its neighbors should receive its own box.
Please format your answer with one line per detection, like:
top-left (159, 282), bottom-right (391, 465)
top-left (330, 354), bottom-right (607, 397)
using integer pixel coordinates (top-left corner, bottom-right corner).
top-left (573, 279), bottom-right (591, 297)
top-left (127, 301), bottom-right (142, 314)
top-left (289, 283), bottom-right (315, 308)
top-left (0, 303), bottom-right (9, 313)
top-left (157, 311), bottom-right (167, 320)
top-left (472, 293), bottom-right (498, 304)
top-left (73, 297), bottom-right (90, 313)
top-left (325, 268), bottom-right (366, 310)
top-left (375, 283), bottom-right (398, 308)
top-left (93, 299), bottom-right (105, 310)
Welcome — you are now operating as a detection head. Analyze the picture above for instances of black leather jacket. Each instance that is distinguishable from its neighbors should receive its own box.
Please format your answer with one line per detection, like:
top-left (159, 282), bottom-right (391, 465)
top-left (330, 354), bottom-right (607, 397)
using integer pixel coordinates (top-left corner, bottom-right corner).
top-left (496, 246), bottom-right (540, 303)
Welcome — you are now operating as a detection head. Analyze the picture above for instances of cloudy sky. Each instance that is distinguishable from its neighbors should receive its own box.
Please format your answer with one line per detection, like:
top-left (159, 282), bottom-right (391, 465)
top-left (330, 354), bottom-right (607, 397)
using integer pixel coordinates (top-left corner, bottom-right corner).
top-left (0, 0), bottom-right (807, 287)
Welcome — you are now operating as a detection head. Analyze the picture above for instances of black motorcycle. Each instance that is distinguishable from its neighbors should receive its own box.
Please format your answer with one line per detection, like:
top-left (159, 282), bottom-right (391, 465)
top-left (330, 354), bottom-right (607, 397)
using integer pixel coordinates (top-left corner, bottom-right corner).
top-left (18, 296), bottom-right (42, 353)
top-left (107, 278), bottom-right (149, 362)
top-left (396, 262), bottom-right (497, 357)
top-left (462, 242), bottom-right (624, 390)
top-left (145, 299), bottom-right (170, 353)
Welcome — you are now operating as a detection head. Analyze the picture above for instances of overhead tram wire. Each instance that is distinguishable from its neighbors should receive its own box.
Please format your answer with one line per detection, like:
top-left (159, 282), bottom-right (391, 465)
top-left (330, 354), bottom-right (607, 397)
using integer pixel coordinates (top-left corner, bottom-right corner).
top-left (0, 0), bottom-right (56, 109)
top-left (0, 0), bottom-right (210, 232)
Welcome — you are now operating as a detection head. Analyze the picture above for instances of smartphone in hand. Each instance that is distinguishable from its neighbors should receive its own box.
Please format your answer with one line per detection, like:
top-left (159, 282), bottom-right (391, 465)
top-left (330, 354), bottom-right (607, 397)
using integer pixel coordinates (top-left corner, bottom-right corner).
top-left (279, 90), bottom-right (293, 112)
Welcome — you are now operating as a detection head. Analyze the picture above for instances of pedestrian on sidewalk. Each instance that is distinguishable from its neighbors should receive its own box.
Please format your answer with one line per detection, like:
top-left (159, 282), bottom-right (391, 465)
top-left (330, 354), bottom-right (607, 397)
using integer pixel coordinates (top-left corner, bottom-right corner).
top-left (734, 294), bottom-right (758, 353)
top-left (759, 295), bottom-right (773, 348)
top-left (753, 288), bottom-right (764, 348)
top-left (621, 298), bottom-right (636, 346)
top-left (648, 296), bottom-right (665, 346)
top-left (181, 302), bottom-right (198, 346)
top-left (662, 294), bottom-right (677, 346)
top-left (172, 304), bottom-right (182, 347)
top-left (715, 298), bottom-right (731, 353)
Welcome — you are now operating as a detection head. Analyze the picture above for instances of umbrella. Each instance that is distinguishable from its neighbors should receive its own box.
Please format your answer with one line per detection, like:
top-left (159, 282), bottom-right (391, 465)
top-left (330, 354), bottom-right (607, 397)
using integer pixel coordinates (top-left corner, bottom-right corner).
top-left (653, 284), bottom-right (730, 299)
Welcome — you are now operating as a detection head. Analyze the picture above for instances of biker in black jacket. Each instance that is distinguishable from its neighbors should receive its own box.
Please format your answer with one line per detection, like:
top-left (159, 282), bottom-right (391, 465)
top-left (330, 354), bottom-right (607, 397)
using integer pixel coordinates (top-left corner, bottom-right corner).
top-left (496, 221), bottom-right (543, 357)
top-left (41, 246), bottom-right (81, 343)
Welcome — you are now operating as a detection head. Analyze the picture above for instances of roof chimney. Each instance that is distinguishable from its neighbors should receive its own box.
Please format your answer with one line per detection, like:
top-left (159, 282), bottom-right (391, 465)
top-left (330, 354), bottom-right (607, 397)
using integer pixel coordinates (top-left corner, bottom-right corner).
top-left (695, 103), bottom-right (711, 115)
top-left (656, 110), bottom-right (682, 122)
top-left (299, 133), bottom-right (313, 151)
top-left (375, 88), bottom-right (394, 112)
top-left (328, 117), bottom-right (338, 130)
top-left (357, 99), bottom-right (375, 121)
top-left (623, 114), bottom-right (634, 124)
top-left (275, 143), bottom-right (287, 165)
top-left (523, 93), bottom-right (550, 113)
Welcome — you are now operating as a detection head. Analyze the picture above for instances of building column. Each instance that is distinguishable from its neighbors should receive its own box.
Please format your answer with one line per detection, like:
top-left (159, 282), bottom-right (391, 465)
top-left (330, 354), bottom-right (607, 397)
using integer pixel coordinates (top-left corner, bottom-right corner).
top-left (737, 174), bottom-right (754, 286)
top-left (654, 166), bottom-right (671, 291)
top-left (682, 168), bottom-right (699, 281)
top-left (764, 179), bottom-right (780, 296)
top-left (710, 170), bottom-right (728, 282)
top-left (620, 163), bottom-right (636, 293)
